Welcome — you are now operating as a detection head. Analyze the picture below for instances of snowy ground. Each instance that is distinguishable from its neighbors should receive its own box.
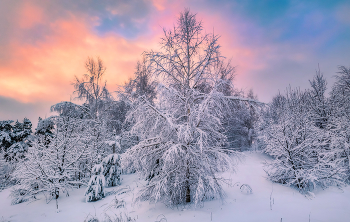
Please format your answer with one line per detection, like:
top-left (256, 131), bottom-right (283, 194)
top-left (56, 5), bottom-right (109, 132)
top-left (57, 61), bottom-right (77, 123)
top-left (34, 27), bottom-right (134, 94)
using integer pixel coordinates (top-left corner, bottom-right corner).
top-left (1, 152), bottom-right (349, 222)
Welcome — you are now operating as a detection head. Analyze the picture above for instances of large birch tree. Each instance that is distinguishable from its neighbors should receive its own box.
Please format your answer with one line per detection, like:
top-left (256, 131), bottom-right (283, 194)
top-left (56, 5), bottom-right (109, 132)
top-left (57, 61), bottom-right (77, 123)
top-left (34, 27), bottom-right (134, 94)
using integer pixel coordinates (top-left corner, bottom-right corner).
top-left (125, 9), bottom-right (258, 206)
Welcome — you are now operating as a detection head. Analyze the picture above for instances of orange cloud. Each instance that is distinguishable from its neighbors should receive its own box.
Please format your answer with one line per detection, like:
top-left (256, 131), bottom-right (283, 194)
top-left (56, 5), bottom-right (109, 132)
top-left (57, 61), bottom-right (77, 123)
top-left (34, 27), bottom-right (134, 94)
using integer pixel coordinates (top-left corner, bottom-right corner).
top-left (0, 15), bottom-right (161, 104)
top-left (152, 0), bottom-right (167, 11)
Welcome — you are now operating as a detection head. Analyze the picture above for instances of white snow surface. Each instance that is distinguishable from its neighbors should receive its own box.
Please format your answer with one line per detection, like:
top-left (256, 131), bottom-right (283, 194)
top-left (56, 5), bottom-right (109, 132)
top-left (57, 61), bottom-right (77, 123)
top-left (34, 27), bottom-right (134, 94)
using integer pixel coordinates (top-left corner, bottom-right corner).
top-left (1, 152), bottom-right (349, 222)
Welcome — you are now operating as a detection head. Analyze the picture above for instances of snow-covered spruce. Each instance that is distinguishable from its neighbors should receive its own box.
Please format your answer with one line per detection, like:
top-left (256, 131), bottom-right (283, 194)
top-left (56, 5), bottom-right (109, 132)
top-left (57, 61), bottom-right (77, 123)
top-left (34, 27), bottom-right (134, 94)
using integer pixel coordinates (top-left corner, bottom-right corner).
top-left (102, 154), bottom-right (121, 187)
top-left (0, 118), bottom-right (33, 162)
top-left (85, 164), bottom-right (105, 202)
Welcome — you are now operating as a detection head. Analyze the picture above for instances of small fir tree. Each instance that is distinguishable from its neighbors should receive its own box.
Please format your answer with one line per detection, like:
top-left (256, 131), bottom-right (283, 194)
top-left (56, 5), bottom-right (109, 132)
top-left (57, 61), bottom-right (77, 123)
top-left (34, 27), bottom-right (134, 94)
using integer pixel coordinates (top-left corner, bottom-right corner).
top-left (102, 154), bottom-right (121, 187)
top-left (85, 163), bottom-right (105, 202)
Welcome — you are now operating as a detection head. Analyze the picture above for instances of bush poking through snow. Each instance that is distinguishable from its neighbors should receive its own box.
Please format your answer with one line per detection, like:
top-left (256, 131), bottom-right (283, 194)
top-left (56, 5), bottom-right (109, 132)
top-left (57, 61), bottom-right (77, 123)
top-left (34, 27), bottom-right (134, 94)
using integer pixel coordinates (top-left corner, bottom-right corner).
top-left (155, 214), bottom-right (167, 222)
top-left (10, 188), bottom-right (30, 205)
top-left (84, 213), bottom-right (135, 222)
top-left (240, 184), bottom-right (253, 195)
top-left (84, 197), bottom-right (136, 222)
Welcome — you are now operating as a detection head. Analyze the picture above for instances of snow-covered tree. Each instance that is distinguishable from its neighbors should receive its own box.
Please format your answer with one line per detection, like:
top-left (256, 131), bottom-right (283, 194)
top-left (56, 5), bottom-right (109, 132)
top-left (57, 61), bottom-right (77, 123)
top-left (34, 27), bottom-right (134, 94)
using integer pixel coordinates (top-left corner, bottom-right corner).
top-left (258, 87), bottom-right (345, 193)
top-left (102, 154), bottom-right (121, 187)
top-left (12, 117), bottom-right (86, 208)
top-left (35, 117), bottom-right (55, 147)
top-left (0, 152), bottom-right (14, 191)
top-left (124, 10), bottom-right (256, 206)
top-left (331, 66), bottom-right (350, 114)
top-left (0, 120), bottom-right (13, 155)
top-left (74, 57), bottom-right (112, 119)
top-left (0, 119), bottom-right (33, 190)
top-left (307, 68), bottom-right (330, 129)
top-left (85, 163), bottom-right (105, 202)
top-left (329, 65), bottom-right (350, 183)
top-left (223, 89), bottom-right (259, 151)
top-left (6, 118), bottom-right (32, 161)
top-left (51, 57), bottom-right (129, 158)
top-left (122, 57), bottom-right (157, 105)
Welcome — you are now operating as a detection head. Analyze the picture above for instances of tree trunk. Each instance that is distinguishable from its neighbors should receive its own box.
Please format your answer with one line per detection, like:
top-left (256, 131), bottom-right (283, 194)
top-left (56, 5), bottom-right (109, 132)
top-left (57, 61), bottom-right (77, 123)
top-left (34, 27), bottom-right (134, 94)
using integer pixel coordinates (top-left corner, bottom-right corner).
top-left (186, 186), bottom-right (191, 202)
top-left (55, 187), bottom-right (59, 211)
top-left (186, 160), bottom-right (190, 203)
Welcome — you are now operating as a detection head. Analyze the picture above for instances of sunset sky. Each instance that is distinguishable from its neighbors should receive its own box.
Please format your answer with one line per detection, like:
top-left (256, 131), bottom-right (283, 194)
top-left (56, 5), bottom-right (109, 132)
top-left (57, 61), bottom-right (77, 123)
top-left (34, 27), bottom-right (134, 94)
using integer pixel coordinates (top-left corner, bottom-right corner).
top-left (1, 0), bottom-right (350, 127)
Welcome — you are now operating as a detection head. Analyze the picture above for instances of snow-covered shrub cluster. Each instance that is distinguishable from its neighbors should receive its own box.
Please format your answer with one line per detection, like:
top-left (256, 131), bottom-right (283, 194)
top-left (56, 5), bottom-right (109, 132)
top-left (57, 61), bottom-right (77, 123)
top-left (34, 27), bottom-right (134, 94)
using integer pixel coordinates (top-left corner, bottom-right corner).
top-left (11, 116), bottom-right (87, 206)
top-left (257, 67), bottom-right (350, 193)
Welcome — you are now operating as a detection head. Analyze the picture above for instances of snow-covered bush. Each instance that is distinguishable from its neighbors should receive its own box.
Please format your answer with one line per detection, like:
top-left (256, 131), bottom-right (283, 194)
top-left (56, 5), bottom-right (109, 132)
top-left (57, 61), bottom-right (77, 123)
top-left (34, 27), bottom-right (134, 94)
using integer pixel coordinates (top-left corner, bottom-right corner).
top-left (258, 87), bottom-right (345, 193)
top-left (306, 69), bottom-right (330, 129)
top-left (85, 164), bottom-right (105, 202)
top-left (222, 91), bottom-right (259, 151)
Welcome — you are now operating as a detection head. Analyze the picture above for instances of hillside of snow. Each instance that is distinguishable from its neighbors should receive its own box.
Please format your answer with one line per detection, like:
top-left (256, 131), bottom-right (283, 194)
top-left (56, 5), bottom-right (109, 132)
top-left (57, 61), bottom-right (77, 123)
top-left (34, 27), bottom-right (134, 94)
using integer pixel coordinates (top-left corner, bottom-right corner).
top-left (1, 152), bottom-right (349, 222)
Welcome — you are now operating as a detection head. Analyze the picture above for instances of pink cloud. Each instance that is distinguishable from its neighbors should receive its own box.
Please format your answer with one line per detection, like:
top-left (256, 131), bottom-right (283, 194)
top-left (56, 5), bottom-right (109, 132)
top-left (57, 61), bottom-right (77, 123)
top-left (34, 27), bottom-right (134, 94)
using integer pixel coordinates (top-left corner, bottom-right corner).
top-left (0, 13), bottom-right (161, 103)
top-left (18, 3), bottom-right (44, 29)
